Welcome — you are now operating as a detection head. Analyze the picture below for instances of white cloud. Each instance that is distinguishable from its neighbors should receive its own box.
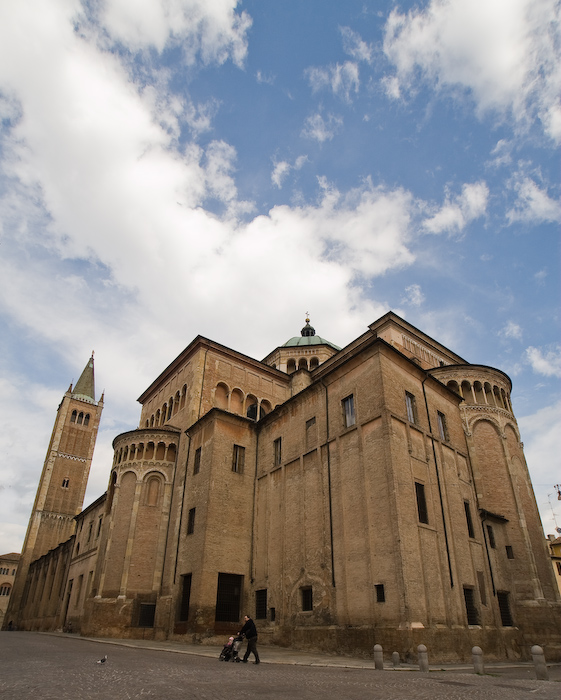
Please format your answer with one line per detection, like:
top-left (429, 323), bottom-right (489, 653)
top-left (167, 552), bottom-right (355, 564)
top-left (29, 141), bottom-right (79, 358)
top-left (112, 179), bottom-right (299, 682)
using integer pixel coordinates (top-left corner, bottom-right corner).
top-left (256, 70), bottom-right (275, 85)
top-left (271, 155), bottom-right (308, 189)
top-left (383, 0), bottom-right (561, 142)
top-left (506, 173), bottom-right (561, 224)
top-left (423, 181), bottom-right (488, 235)
top-left (526, 346), bottom-right (561, 377)
top-left (402, 284), bottom-right (425, 307)
top-left (500, 321), bottom-right (523, 340)
top-left (97, 0), bottom-right (252, 67)
top-left (534, 269), bottom-right (548, 285)
top-left (340, 26), bottom-right (373, 64)
top-left (305, 62), bottom-right (360, 103)
top-left (301, 112), bottom-right (344, 142)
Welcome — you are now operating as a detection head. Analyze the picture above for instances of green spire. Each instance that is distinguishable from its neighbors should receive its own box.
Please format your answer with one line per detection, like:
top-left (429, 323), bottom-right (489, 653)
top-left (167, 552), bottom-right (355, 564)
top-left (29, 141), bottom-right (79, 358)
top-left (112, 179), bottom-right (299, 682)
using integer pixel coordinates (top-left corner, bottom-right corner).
top-left (72, 353), bottom-right (96, 402)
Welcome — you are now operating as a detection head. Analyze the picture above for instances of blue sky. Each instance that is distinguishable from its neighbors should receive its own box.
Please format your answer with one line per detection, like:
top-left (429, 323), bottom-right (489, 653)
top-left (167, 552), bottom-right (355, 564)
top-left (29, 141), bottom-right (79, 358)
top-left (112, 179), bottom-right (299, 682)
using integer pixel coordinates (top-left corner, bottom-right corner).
top-left (0, 0), bottom-right (559, 553)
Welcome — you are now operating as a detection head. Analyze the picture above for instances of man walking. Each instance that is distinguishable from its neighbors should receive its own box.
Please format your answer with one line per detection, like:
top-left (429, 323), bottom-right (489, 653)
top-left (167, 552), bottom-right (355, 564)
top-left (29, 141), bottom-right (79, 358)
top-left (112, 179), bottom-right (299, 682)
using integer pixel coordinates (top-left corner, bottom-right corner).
top-left (239, 615), bottom-right (260, 664)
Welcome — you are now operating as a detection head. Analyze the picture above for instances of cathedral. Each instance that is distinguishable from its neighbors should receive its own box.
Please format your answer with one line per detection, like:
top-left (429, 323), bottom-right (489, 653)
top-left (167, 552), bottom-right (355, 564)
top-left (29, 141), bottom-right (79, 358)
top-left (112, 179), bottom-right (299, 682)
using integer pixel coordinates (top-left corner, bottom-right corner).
top-left (5, 312), bottom-right (561, 661)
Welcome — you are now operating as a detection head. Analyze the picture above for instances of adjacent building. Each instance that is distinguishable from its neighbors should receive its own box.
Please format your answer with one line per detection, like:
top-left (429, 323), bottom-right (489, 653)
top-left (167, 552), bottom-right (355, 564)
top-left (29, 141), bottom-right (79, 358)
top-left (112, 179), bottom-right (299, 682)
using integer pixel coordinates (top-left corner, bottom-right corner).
top-left (5, 313), bottom-right (561, 661)
top-left (0, 552), bottom-right (20, 628)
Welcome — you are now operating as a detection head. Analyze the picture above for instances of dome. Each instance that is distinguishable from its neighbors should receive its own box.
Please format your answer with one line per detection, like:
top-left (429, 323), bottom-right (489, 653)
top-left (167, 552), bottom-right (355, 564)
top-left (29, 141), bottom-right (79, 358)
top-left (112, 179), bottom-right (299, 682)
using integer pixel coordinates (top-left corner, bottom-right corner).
top-left (281, 317), bottom-right (341, 351)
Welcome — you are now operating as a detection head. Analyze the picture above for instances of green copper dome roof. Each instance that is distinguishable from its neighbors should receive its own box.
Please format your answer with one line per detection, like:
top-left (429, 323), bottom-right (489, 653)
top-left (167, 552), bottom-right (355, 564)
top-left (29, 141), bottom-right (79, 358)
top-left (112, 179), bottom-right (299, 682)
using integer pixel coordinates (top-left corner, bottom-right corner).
top-left (281, 318), bottom-right (341, 350)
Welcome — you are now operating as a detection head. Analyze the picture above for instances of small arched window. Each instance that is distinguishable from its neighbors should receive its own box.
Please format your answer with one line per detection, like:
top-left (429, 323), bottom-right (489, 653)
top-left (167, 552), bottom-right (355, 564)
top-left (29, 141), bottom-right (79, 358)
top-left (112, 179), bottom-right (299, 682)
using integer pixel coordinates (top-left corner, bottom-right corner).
top-left (84, 413), bottom-right (90, 426)
top-left (71, 410), bottom-right (77, 423)
top-left (77, 412), bottom-right (84, 425)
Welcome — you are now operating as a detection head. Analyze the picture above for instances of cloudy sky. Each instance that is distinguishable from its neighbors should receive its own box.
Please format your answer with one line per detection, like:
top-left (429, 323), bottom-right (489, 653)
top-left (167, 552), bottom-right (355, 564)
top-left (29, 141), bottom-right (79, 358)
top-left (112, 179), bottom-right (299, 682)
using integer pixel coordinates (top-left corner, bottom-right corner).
top-left (0, 0), bottom-right (559, 553)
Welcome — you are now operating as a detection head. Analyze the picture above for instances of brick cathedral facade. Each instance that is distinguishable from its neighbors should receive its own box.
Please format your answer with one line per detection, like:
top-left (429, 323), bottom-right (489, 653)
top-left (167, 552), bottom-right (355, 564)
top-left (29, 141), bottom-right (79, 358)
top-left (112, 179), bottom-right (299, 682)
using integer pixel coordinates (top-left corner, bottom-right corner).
top-left (5, 313), bottom-right (561, 661)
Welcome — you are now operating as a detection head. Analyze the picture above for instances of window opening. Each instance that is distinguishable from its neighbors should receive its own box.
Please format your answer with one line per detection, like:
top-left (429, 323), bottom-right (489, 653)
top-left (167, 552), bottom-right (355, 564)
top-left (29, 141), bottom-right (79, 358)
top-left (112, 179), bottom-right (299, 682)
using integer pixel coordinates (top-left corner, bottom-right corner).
top-left (405, 392), bottom-right (417, 424)
top-left (342, 395), bottom-right (355, 427)
top-left (463, 587), bottom-right (479, 625)
top-left (138, 603), bottom-right (156, 628)
top-left (375, 584), bottom-right (385, 603)
top-left (497, 591), bottom-right (513, 626)
top-left (415, 482), bottom-right (429, 524)
top-left (70, 410), bottom-right (77, 423)
top-left (301, 586), bottom-right (313, 612)
top-left (274, 438), bottom-right (282, 466)
top-left (487, 525), bottom-right (496, 548)
top-left (255, 589), bottom-right (267, 619)
top-left (193, 447), bottom-right (201, 475)
top-left (179, 574), bottom-right (192, 622)
top-left (464, 501), bottom-right (475, 538)
top-left (437, 411), bottom-right (448, 440)
top-left (187, 508), bottom-right (196, 535)
top-left (505, 545), bottom-right (514, 559)
top-left (232, 445), bottom-right (245, 474)
top-left (215, 573), bottom-right (243, 622)
top-left (62, 478), bottom-right (70, 489)
top-left (270, 607), bottom-right (276, 622)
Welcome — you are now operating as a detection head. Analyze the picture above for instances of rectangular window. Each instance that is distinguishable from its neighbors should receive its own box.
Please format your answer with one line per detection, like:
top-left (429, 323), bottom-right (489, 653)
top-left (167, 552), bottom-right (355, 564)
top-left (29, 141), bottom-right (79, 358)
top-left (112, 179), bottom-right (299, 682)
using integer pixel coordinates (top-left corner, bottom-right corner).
top-left (62, 478), bottom-right (70, 488)
top-left (342, 395), bottom-right (355, 428)
top-left (301, 586), bottom-right (313, 612)
top-left (179, 573), bottom-right (192, 622)
top-left (193, 447), bottom-right (201, 475)
top-left (405, 392), bottom-right (417, 424)
top-left (255, 589), bottom-right (267, 619)
top-left (138, 603), bottom-right (156, 628)
top-left (505, 545), bottom-right (514, 559)
top-left (487, 524), bottom-right (496, 548)
top-left (437, 411), bottom-right (448, 441)
top-left (270, 607), bottom-right (276, 622)
top-left (232, 445), bottom-right (245, 474)
top-left (464, 501), bottom-right (475, 538)
top-left (96, 517), bottom-right (103, 538)
top-left (463, 587), bottom-right (479, 625)
top-left (274, 437), bottom-right (282, 466)
top-left (415, 482), bottom-right (429, 524)
top-left (375, 584), bottom-right (385, 603)
top-left (497, 591), bottom-right (513, 626)
top-left (187, 508), bottom-right (196, 535)
top-left (556, 561), bottom-right (561, 575)
top-left (215, 573), bottom-right (243, 623)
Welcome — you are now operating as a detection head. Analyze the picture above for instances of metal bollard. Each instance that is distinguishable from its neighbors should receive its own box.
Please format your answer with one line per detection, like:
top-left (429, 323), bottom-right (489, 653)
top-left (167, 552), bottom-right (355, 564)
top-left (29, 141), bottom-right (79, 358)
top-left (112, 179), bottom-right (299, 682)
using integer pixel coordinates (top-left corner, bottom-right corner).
top-left (417, 644), bottom-right (429, 673)
top-left (392, 651), bottom-right (401, 668)
top-left (373, 644), bottom-right (384, 670)
top-left (531, 645), bottom-right (549, 681)
top-left (472, 646), bottom-right (484, 674)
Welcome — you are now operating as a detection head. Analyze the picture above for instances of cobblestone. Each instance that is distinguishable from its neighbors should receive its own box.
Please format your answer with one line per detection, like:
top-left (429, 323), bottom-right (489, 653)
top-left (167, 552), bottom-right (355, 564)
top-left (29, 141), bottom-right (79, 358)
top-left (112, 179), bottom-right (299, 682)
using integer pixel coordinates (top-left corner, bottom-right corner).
top-left (0, 632), bottom-right (559, 700)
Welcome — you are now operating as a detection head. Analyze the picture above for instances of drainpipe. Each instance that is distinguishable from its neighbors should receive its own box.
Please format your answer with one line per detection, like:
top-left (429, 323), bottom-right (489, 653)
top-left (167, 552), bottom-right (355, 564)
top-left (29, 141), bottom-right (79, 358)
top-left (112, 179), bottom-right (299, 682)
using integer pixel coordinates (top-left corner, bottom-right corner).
top-left (422, 376), bottom-right (454, 588)
top-left (320, 379), bottom-right (336, 588)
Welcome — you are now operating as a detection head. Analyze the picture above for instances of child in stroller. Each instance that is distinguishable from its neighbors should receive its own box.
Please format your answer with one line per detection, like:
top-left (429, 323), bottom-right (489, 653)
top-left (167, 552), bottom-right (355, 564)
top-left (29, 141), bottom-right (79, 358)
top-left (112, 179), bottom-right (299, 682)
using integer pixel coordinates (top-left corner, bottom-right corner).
top-left (219, 634), bottom-right (244, 662)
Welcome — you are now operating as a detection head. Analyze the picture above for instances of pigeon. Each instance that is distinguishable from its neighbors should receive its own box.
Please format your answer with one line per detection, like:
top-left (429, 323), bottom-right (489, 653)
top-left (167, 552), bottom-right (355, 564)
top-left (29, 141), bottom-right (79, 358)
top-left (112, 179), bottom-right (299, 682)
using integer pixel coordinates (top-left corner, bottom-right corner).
top-left (96, 655), bottom-right (108, 664)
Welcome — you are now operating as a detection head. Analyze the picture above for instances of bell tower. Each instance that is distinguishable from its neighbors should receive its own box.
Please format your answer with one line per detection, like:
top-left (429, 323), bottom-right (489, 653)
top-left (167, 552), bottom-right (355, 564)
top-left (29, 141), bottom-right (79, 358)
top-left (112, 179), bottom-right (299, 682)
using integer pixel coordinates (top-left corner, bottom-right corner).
top-left (5, 354), bottom-right (103, 626)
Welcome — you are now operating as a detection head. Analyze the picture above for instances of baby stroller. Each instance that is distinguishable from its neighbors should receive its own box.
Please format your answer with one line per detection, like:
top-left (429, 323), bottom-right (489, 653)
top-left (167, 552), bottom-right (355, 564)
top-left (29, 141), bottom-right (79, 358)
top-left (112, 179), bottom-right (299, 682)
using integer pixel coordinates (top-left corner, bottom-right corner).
top-left (219, 634), bottom-right (244, 662)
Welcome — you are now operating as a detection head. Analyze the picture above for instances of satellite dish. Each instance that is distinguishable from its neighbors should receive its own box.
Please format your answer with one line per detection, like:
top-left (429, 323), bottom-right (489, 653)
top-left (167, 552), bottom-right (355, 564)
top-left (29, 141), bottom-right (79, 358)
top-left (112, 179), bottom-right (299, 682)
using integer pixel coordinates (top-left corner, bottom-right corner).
top-left (556, 527), bottom-right (561, 534)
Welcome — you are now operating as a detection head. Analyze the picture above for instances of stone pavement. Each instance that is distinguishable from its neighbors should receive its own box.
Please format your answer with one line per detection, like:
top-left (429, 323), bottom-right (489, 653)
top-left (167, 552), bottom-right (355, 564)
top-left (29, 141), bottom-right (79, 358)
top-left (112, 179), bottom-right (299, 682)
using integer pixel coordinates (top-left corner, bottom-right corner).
top-left (43, 630), bottom-right (561, 680)
top-left (1, 631), bottom-right (559, 700)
